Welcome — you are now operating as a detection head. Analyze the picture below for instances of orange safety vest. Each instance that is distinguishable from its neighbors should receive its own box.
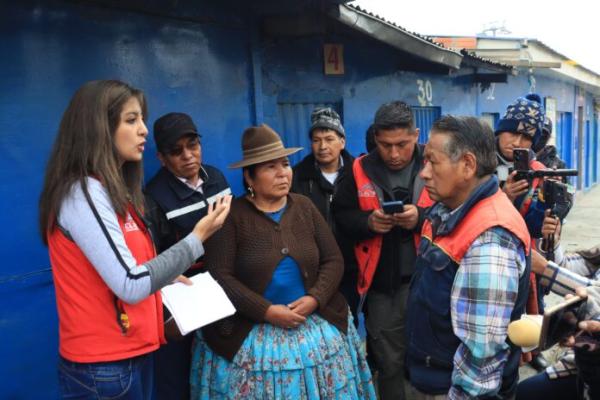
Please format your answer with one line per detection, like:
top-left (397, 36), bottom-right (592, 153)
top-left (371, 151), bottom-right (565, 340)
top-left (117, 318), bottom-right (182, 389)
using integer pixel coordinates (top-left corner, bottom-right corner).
top-left (421, 189), bottom-right (531, 262)
top-left (407, 186), bottom-right (530, 395)
top-left (49, 204), bottom-right (165, 363)
top-left (353, 155), bottom-right (434, 295)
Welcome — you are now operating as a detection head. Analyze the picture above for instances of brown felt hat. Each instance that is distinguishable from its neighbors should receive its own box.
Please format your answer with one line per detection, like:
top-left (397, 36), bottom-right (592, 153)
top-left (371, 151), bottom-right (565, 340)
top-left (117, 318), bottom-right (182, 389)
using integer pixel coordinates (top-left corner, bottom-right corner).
top-left (228, 124), bottom-right (302, 169)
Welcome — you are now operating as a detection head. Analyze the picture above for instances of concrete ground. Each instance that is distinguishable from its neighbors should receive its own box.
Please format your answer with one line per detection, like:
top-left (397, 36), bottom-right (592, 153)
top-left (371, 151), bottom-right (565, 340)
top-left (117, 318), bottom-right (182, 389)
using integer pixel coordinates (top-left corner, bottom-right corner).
top-left (519, 183), bottom-right (600, 380)
top-left (558, 184), bottom-right (600, 250)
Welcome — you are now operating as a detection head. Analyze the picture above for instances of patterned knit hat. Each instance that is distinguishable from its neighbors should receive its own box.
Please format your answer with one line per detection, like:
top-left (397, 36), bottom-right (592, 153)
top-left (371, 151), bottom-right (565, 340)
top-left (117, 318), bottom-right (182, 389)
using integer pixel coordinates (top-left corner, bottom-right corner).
top-left (309, 107), bottom-right (345, 138)
top-left (495, 93), bottom-right (545, 144)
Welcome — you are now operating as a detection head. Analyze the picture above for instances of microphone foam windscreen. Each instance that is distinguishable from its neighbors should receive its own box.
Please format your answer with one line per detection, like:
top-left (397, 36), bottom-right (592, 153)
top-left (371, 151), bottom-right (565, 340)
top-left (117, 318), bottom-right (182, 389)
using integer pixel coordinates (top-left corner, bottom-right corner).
top-left (507, 318), bottom-right (541, 348)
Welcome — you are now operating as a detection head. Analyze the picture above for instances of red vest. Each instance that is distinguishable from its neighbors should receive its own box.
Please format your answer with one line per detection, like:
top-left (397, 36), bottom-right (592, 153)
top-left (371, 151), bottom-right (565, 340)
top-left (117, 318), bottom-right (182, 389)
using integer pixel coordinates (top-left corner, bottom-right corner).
top-left (49, 205), bottom-right (165, 363)
top-left (353, 155), bottom-right (434, 295)
top-left (518, 159), bottom-right (545, 217)
top-left (421, 189), bottom-right (531, 261)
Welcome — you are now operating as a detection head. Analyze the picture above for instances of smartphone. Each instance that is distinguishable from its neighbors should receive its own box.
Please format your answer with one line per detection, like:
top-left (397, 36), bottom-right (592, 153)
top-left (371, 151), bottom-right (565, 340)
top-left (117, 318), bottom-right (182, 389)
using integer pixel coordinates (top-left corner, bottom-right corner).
top-left (513, 148), bottom-right (530, 171)
top-left (382, 200), bottom-right (404, 214)
top-left (539, 295), bottom-right (585, 350)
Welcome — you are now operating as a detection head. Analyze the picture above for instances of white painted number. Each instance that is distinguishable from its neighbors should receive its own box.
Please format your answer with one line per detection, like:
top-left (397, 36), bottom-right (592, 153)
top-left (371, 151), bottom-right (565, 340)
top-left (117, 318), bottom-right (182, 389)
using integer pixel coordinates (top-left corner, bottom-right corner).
top-left (487, 83), bottom-right (496, 100)
top-left (417, 79), bottom-right (433, 106)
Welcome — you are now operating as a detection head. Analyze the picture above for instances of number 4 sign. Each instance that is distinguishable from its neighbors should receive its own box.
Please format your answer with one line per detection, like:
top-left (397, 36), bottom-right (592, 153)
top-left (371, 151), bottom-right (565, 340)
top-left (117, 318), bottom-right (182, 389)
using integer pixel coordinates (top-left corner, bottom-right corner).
top-left (324, 44), bottom-right (344, 75)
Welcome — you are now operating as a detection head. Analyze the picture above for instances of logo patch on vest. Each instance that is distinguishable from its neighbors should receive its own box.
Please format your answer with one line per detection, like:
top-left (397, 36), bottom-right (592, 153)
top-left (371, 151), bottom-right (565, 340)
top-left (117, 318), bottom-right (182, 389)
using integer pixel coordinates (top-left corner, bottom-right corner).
top-left (123, 213), bottom-right (140, 232)
top-left (358, 182), bottom-right (377, 198)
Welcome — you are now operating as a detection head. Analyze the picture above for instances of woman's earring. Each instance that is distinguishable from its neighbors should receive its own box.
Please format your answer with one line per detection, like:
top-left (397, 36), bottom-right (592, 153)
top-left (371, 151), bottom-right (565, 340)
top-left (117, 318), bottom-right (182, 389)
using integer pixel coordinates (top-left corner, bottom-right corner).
top-left (248, 186), bottom-right (255, 198)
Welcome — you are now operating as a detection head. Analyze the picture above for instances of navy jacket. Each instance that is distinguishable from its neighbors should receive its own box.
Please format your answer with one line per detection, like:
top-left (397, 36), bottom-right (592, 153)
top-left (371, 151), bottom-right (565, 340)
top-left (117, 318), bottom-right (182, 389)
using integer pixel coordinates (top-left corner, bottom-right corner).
top-left (406, 177), bottom-right (530, 398)
top-left (144, 164), bottom-right (230, 256)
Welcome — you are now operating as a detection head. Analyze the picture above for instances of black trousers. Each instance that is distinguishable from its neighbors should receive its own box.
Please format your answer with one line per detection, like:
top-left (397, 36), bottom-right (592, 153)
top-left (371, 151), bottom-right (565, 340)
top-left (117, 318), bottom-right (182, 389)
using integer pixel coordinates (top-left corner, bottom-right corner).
top-left (154, 334), bottom-right (193, 400)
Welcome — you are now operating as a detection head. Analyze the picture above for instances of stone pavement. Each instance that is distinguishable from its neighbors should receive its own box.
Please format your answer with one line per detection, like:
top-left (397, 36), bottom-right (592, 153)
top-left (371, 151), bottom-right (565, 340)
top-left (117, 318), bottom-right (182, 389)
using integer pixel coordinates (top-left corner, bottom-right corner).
top-left (519, 183), bottom-right (600, 380)
top-left (561, 185), bottom-right (600, 250)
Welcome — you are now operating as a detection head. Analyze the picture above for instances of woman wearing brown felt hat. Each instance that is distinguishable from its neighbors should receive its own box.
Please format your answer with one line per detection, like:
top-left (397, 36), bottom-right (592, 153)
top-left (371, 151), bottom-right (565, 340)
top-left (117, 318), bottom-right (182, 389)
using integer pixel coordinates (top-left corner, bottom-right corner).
top-left (190, 124), bottom-right (376, 399)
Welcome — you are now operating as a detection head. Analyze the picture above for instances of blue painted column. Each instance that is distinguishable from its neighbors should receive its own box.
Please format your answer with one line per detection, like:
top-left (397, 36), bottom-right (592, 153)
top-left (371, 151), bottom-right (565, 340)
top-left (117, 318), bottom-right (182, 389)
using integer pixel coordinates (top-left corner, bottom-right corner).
top-left (249, 16), bottom-right (264, 125)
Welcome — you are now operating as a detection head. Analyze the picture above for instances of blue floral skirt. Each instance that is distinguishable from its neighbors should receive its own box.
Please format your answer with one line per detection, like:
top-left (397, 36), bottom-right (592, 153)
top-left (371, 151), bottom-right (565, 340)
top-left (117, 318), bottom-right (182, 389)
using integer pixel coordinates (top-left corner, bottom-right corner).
top-left (190, 313), bottom-right (376, 399)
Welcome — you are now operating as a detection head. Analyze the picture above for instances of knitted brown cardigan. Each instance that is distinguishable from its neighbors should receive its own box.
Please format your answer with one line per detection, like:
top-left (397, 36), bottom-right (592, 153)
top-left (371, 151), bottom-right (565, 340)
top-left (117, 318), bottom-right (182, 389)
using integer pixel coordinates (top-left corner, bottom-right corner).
top-left (202, 193), bottom-right (348, 361)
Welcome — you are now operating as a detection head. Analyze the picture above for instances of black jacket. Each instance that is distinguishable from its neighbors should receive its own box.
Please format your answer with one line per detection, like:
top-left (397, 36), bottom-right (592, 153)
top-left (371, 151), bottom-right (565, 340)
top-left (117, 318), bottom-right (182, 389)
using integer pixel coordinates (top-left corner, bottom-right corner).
top-left (144, 164), bottom-right (230, 255)
top-left (537, 145), bottom-right (567, 170)
top-left (291, 149), bottom-right (354, 230)
top-left (332, 145), bottom-right (428, 294)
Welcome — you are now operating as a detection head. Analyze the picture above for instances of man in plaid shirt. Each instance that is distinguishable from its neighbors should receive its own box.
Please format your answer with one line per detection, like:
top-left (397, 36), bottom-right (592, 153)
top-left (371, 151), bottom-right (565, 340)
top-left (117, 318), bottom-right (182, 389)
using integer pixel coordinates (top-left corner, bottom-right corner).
top-left (405, 116), bottom-right (531, 400)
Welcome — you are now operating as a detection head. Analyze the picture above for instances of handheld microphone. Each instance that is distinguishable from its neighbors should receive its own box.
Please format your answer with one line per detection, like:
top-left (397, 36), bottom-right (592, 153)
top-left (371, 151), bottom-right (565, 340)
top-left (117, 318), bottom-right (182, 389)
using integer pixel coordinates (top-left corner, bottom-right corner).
top-left (507, 316), bottom-right (542, 348)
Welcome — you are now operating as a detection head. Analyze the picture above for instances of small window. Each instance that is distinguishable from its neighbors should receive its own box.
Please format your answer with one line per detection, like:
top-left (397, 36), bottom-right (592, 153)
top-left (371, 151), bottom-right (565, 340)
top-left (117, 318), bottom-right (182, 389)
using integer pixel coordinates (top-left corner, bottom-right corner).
top-left (480, 112), bottom-right (500, 131)
top-left (412, 106), bottom-right (441, 144)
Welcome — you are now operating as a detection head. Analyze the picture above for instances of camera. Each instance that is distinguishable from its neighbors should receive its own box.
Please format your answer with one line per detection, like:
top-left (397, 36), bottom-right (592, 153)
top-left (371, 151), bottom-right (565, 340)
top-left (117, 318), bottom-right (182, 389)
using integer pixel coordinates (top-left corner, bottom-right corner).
top-left (542, 179), bottom-right (572, 220)
top-left (511, 148), bottom-right (578, 182)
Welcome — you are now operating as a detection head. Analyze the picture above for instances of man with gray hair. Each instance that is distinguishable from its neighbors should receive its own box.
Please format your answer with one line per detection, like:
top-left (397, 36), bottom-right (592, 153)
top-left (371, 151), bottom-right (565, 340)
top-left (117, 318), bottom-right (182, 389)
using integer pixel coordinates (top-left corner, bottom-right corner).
top-left (405, 116), bottom-right (531, 399)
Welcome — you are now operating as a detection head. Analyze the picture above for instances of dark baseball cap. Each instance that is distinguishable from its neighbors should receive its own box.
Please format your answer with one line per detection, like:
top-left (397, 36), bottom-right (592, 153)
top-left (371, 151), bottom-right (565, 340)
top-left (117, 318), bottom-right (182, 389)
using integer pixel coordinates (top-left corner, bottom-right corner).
top-left (153, 112), bottom-right (201, 153)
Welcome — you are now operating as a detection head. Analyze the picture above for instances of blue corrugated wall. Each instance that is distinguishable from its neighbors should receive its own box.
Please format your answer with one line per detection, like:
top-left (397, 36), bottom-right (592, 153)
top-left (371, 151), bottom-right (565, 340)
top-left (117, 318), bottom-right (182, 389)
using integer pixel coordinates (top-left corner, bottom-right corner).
top-left (2, 1), bottom-right (600, 398)
top-left (1, 2), bottom-right (255, 397)
top-left (259, 28), bottom-right (478, 156)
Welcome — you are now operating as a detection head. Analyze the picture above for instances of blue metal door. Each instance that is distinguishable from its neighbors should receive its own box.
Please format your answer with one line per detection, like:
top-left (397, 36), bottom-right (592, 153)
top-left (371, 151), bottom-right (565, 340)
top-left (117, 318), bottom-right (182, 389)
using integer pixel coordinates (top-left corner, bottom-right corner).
top-left (585, 120), bottom-right (591, 188)
top-left (556, 112), bottom-right (573, 168)
top-left (594, 114), bottom-right (599, 184)
top-left (276, 101), bottom-right (343, 166)
top-left (412, 106), bottom-right (441, 144)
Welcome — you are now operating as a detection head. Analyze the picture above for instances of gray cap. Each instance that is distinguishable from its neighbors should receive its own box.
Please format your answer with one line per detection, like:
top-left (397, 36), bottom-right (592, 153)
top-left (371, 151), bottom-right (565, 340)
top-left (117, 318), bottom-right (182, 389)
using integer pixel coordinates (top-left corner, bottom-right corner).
top-left (309, 107), bottom-right (345, 138)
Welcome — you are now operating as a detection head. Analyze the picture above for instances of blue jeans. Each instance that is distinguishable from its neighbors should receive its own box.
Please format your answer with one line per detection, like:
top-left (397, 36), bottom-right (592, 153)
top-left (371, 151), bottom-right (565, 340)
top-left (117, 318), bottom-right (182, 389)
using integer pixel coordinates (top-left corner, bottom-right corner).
top-left (58, 354), bottom-right (154, 399)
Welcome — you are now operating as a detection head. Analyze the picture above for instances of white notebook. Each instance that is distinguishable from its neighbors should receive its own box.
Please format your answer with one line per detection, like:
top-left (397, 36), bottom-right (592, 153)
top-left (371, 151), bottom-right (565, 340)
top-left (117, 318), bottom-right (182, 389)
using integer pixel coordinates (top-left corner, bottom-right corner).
top-left (161, 272), bottom-right (236, 336)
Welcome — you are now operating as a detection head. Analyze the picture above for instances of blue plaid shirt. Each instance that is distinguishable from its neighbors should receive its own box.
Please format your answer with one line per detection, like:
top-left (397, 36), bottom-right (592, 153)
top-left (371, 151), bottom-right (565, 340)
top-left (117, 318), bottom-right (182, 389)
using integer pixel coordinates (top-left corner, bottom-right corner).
top-left (439, 210), bottom-right (527, 399)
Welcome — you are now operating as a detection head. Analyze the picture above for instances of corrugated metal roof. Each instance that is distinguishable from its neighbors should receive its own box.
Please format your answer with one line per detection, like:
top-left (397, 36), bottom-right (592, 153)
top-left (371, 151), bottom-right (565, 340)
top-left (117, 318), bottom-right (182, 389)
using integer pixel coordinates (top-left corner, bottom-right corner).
top-left (430, 36), bottom-right (514, 70)
top-left (346, 4), bottom-right (453, 51)
top-left (331, 4), bottom-right (463, 70)
top-left (530, 39), bottom-right (600, 77)
top-left (338, 4), bottom-right (512, 73)
top-left (459, 49), bottom-right (515, 73)
top-left (435, 35), bottom-right (600, 77)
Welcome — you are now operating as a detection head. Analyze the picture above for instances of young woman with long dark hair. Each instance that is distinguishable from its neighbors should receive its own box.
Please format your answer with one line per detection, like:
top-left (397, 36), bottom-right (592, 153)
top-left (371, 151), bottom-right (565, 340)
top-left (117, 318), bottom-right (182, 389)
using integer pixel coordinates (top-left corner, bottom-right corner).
top-left (39, 80), bottom-right (231, 399)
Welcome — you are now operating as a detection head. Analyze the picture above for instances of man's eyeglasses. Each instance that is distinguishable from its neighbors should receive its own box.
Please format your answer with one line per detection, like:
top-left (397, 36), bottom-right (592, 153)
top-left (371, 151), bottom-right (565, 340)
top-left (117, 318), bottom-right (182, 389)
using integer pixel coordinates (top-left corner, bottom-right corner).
top-left (167, 139), bottom-right (200, 157)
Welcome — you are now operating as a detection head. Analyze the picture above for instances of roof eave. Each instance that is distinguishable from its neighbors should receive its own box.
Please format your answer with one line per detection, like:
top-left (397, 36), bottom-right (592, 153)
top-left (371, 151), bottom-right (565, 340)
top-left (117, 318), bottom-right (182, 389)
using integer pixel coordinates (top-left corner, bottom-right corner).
top-left (330, 4), bottom-right (463, 70)
top-left (460, 50), bottom-right (515, 74)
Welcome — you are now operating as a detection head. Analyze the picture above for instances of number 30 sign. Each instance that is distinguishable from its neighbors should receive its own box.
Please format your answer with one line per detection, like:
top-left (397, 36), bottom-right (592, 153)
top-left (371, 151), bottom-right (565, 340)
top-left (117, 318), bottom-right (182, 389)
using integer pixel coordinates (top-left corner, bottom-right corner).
top-left (324, 44), bottom-right (344, 75)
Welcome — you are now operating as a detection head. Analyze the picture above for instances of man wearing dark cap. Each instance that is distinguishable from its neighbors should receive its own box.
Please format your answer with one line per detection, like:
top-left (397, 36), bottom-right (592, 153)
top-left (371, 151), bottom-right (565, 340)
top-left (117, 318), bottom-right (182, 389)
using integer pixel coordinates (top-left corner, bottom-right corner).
top-left (144, 112), bottom-right (230, 400)
top-left (333, 101), bottom-right (433, 400)
top-left (291, 107), bottom-right (357, 318)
